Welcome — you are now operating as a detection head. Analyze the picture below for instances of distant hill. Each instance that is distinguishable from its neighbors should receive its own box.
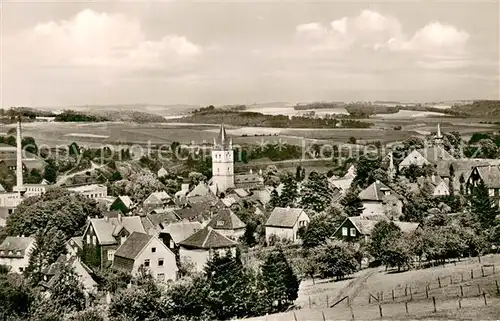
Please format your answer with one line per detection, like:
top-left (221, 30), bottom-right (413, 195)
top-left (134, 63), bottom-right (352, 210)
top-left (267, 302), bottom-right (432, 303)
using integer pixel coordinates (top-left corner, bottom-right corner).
top-left (451, 100), bottom-right (500, 116)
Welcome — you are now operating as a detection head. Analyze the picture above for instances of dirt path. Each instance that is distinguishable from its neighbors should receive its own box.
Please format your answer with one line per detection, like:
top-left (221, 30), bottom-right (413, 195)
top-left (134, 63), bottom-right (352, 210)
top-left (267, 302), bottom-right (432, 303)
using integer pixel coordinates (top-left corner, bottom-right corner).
top-left (330, 268), bottom-right (379, 305)
top-left (55, 162), bottom-right (105, 186)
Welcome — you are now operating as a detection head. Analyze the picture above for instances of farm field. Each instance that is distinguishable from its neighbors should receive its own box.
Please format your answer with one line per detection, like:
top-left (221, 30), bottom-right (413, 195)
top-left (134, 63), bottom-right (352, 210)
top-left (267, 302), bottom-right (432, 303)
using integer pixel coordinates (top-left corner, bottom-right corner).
top-left (1, 117), bottom-right (497, 149)
top-left (238, 254), bottom-right (500, 321)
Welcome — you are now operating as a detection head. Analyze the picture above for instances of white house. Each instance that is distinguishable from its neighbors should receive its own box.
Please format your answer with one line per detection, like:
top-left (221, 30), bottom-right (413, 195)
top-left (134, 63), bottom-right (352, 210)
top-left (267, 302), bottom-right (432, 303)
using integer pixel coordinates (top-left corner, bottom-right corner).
top-left (112, 232), bottom-right (178, 282)
top-left (67, 184), bottom-right (108, 199)
top-left (178, 227), bottom-right (238, 272)
top-left (0, 236), bottom-right (35, 273)
top-left (264, 207), bottom-right (310, 244)
top-left (358, 181), bottom-right (403, 218)
top-left (206, 208), bottom-right (246, 240)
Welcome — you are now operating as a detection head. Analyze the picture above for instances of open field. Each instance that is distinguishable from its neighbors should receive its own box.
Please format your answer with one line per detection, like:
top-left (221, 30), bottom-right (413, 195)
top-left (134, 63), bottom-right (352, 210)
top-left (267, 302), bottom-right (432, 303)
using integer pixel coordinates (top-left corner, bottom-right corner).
top-left (1, 117), bottom-right (498, 150)
top-left (238, 254), bottom-right (500, 321)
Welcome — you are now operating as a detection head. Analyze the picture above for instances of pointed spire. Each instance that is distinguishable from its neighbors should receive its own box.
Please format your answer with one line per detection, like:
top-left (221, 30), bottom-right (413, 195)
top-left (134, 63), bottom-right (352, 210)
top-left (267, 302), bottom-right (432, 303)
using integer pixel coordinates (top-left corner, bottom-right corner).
top-left (437, 123), bottom-right (442, 138)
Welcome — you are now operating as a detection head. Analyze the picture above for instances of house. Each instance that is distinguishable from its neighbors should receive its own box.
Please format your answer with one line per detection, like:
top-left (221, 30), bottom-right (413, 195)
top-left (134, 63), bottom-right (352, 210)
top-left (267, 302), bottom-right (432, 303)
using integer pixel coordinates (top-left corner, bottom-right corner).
top-left (398, 146), bottom-right (455, 173)
top-left (264, 207), bottom-right (310, 244)
top-left (358, 180), bottom-right (403, 218)
top-left (41, 254), bottom-right (96, 294)
top-left (334, 216), bottom-right (419, 242)
top-left (179, 227), bottom-right (238, 272)
top-left (426, 176), bottom-right (450, 196)
top-left (142, 191), bottom-right (173, 211)
top-left (110, 195), bottom-right (134, 214)
top-left (0, 236), bottom-right (35, 273)
top-left (0, 159), bottom-right (27, 173)
top-left (0, 207), bottom-right (8, 227)
top-left (234, 173), bottom-right (264, 190)
top-left (465, 165), bottom-right (500, 207)
top-left (66, 236), bottom-right (83, 256)
top-left (328, 177), bottom-right (354, 195)
top-left (81, 215), bottom-right (147, 269)
top-left (112, 232), bottom-right (178, 282)
top-left (67, 184), bottom-right (108, 199)
top-left (206, 208), bottom-right (246, 240)
top-left (159, 221), bottom-right (202, 258)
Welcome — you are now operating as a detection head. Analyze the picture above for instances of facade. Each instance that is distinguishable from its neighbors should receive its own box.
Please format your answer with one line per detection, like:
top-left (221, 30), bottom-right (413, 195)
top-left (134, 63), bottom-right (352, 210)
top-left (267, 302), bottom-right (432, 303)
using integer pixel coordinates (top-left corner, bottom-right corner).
top-left (66, 236), bottom-right (83, 256)
top-left (178, 227), bottom-right (238, 272)
top-left (206, 208), bottom-right (246, 240)
top-left (112, 232), bottom-right (178, 282)
top-left (358, 180), bottom-right (403, 218)
top-left (0, 236), bottom-right (35, 273)
top-left (264, 207), bottom-right (310, 244)
top-left (67, 184), bottom-right (107, 199)
top-left (211, 123), bottom-right (235, 193)
top-left (110, 195), bottom-right (134, 213)
top-left (81, 215), bottom-right (146, 269)
top-left (143, 191), bottom-right (173, 211)
top-left (335, 216), bottom-right (419, 243)
top-left (24, 181), bottom-right (49, 197)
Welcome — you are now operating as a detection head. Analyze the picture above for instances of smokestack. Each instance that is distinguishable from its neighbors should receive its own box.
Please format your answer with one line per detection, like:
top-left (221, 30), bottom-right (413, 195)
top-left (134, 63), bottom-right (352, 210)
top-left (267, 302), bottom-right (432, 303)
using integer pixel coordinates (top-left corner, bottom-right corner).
top-left (13, 116), bottom-right (25, 194)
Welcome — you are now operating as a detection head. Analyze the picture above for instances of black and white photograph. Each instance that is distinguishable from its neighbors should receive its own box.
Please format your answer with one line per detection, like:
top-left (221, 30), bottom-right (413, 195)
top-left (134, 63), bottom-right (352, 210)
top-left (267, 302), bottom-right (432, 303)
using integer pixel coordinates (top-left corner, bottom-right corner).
top-left (0, 1), bottom-right (499, 320)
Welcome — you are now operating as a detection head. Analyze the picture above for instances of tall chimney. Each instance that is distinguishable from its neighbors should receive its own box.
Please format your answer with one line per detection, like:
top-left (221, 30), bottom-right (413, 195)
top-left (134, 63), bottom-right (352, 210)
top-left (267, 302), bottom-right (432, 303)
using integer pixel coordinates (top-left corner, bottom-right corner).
top-left (13, 116), bottom-right (25, 194)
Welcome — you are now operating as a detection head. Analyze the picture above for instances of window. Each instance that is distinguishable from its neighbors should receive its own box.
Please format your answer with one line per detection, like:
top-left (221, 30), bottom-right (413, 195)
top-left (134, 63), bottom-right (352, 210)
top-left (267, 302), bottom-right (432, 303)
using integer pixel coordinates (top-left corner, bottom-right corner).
top-left (384, 191), bottom-right (390, 196)
top-left (350, 228), bottom-right (356, 236)
top-left (489, 189), bottom-right (495, 196)
top-left (158, 258), bottom-right (164, 266)
top-left (0, 251), bottom-right (3, 255)
top-left (87, 235), bottom-right (91, 244)
top-left (92, 236), bottom-right (96, 245)
top-left (157, 273), bottom-right (165, 281)
top-left (151, 247), bottom-right (156, 253)
top-left (216, 220), bottom-right (225, 226)
top-left (342, 227), bottom-right (348, 236)
top-left (144, 259), bottom-right (150, 267)
top-left (19, 267), bottom-right (23, 272)
top-left (169, 240), bottom-right (175, 248)
top-left (121, 236), bottom-right (126, 245)
top-left (107, 250), bottom-right (115, 261)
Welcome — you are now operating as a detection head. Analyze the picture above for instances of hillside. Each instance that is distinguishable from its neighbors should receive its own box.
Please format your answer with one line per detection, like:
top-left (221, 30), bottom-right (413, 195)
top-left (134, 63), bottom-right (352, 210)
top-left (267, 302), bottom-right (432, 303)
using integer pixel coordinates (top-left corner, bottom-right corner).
top-left (451, 100), bottom-right (500, 116)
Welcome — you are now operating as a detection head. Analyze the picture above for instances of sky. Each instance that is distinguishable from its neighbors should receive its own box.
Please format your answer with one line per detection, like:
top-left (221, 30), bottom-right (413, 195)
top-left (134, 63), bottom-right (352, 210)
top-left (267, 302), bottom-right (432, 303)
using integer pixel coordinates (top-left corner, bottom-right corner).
top-left (1, 1), bottom-right (499, 107)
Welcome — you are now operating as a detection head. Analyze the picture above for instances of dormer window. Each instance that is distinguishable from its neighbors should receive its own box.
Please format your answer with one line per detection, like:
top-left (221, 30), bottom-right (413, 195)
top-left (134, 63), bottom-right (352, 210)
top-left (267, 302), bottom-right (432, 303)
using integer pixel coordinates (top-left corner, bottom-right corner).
top-left (384, 191), bottom-right (390, 196)
top-left (151, 247), bottom-right (156, 253)
top-left (216, 220), bottom-right (225, 226)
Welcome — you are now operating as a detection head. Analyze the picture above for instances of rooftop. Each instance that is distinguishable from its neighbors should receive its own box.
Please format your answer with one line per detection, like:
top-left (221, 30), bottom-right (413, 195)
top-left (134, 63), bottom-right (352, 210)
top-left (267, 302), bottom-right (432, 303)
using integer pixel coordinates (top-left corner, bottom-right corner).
top-left (179, 227), bottom-right (237, 249)
top-left (265, 207), bottom-right (306, 228)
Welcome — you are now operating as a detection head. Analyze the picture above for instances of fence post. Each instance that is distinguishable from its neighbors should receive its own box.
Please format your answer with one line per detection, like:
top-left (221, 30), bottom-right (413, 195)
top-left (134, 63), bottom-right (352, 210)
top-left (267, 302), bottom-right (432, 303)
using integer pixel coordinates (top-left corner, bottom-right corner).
top-left (426, 286), bottom-right (429, 299)
top-left (309, 296), bottom-right (312, 309)
top-left (461, 273), bottom-right (464, 282)
top-left (347, 296), bottom-right (350, 307)
top-left (438, 277), bottom-right (441, 288)
top-left (405, 286), bottom-right (407, 296)
top-left (379, 304), bottom-right (383, 318)
top-left (483, 292), bottom-right (487, 306)
top-left (493, 264), bottom-right (496, 274)
top-left (369, 294), bottom-right (371, 304)
top-left (380, 291), bottom-right (383, 302)
top-left (460, 285), bottom-right (463, 297)
top-left (458, 297), bottom-right (462, 309)
top-left (326, 295), bottom-right (329, 307)
top-left (293, 311), bottom-right (298, 321)
top-left (410, 288), bottom-right (413, 301)
top-left (322, 310), bottom-right (327, 321)
top-left (496, 280), bottom-right (500, 295)
top-left (450, 275), bottom-right (453, 285)
top-left (471, 269), bottom-right (474, 279)
top-left (405, 301), bottom-right (408, 315)
top-left (392, 289), bottom-right (395, 301)
top-left (432, 297), bottom-right (436, 313)
top-left (481, 266), bottom-right (485, 277)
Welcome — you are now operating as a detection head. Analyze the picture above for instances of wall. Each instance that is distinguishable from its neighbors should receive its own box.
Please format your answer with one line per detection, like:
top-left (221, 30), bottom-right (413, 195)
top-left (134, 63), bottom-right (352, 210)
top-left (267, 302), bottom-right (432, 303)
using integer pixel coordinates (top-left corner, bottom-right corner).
top-left (0, 242), bottom-right (34, 274)
top-left (133, 238), bottom-right (178, 281)
top-left (361, 201), bottom-right (385, 217)
top-left (211, 149), bottom-right (234, 192)
top-left (179, 247), bottom-right (209, 272)
top-left (265, 226), bottom-right (295, 244)
top-left (214, 227), bottom-right (245, 240)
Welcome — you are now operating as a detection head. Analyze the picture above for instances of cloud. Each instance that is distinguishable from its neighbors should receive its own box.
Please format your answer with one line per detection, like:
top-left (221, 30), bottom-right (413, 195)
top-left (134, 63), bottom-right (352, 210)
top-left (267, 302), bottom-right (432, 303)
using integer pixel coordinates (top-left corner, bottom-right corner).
top-left (5, 9), bottom-right (202, 70)
top-left (295, 10), bottom-right (470, 68)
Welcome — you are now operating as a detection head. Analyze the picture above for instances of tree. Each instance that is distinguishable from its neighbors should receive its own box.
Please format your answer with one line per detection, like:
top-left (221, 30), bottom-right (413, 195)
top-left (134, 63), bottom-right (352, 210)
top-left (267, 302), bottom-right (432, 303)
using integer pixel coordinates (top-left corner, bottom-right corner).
top-left (311, 239), bottom-right (358, 280)
top-left (347, 136), bottom-right (357, 144)
top-left (368, 221), bottom-right (402, 259)
top-left (280, 174), bottom-right (298, 207)
top-left (47, 264), bottom-right (86, 313)
top-left (352, 156), bottom-right (382, 189)
top-left (380, 237), bottom-right (412, 272)
top-left (469, 181), bottom-right (499, 228)
top-left (22, 136), bottom-right (38, 154)
top-left (94, 268), bottom-right (132, 294)
top-left (44, 159), bottom-right (58, 183)
top-left (300, 171), bottom-right (334, 213)
top-left (242, 220), bottom-right (258, 247)
top-left (0, 269), bottom-right (35, 320)
top-left (478, 139), bottom-right (499, 158)
top-left (263, 165), bottom-right (280, 187)
top-left (188, 171), bottom-right (206, 186)
top-left (300, 209), bottom-right (346, 249)
top-left (340, 187), bottom-right (363, 216)
top-left (261, 248), bottom-right (300, 312)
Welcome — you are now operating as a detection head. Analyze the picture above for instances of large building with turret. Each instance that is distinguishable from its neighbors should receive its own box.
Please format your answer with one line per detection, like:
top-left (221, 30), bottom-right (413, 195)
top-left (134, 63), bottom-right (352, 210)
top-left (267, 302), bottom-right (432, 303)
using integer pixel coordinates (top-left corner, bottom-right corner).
top-left (211, 124), bottom-right (235, 193)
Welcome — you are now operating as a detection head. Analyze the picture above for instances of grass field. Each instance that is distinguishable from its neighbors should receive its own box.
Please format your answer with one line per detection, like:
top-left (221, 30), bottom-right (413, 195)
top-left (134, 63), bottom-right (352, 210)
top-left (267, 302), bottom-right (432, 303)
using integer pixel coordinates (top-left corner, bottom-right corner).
top-left (238, 254), bottom-right (500, 321)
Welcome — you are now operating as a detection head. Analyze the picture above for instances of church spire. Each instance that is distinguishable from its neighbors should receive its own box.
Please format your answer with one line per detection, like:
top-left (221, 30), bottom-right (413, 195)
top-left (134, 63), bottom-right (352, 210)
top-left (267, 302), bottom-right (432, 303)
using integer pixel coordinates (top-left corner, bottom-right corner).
top-left (435, 123), bottom-right (443, 146)
top-left (215, 121), bottom-right (230, 149)
top-left (13, 115), bottom-right (25, 194)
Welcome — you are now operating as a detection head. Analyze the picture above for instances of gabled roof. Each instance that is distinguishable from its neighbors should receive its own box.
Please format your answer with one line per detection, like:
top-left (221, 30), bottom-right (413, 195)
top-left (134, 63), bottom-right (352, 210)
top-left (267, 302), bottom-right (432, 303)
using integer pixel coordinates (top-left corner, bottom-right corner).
top-left (157, 167), bottom-right (169, 177)
top-left (358, 181), bottom-right (400, 201)
top-left (337, 216), bottom-right (419, 236)
top-left (67, 236), bottom-right (83, 250)
top-left (0, 236), bottom-right (34, 257)
top-left (144, 191), bottom-right (171, 205)
top-left (88, 216), bottom-right (146, 245)
top-left (399, 150), bottom-right (431, 167)
top-left (161, 221), bottom-right (203, 244)
top-left (474, 165), bottom-right (500, 188)
top-left (116, 195), bottom-right (133, 208)
top-left (103, 210), bottom-right (121, 218)
top-left (187, 182), bottom-right (211, 198)
top-left (233, 188), bottom-right (249, 198)
top-left (207, 208), bottom-right (246, 230)
top-left (0, 184), bottom-right (5, 193)
top-left (418, 146), bottom-right (455, 163)
top-left (114, 232), bottom-right (152, 260)
top-left (265, 207), bottom-right (307, 228)
top-left (146, 210), bottom-right (180, 227)
top-left (328, 177), bottom-right (354, 193)
top-left (179, 227), bottom-right (237, 249)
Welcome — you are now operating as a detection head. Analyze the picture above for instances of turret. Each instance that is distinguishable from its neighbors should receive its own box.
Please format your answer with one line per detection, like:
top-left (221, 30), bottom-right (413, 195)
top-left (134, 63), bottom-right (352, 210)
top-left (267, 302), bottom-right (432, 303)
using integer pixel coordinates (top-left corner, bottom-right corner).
top-left (13, 115), bottom-right (25, 194)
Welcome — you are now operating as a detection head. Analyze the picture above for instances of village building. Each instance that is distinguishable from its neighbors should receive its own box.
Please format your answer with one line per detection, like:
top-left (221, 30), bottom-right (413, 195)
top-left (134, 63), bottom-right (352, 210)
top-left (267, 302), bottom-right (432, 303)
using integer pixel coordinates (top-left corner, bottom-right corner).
top-left (0, 236), bottom-right (35, 273)
top-left (264, 207), bottom-right (310, 244)
top-left (66, 236), bottom-right (83, 256)
top-left (157, 167), bottom-right (169, 178)
top-left (142, 191), bottom-right (173, 211)
top-left (0, 207), bottom-right (8, 227)
top-left (159, 221), bottom-right (202, 259)
top-left (67, 184), bottom-right (108, 199)
top-left (206, 208), bottom-right (246, 240)
top-left (110, 195), bottom-right (134, 214)
top-left (358, 180), bottom-right (403, 218)
top-left (465, 165), bottom-right (500, 206)
top-left (178, 227), bottom-right (238, 272)
top-left (81, 215), bottom-right (146, 269)
top-left (211, 123), bottom-right (235, 193)
top-left (234, 171), bottom-right (264, 190)
top-left (112, 232), bottom-right (178, 282)
top-left (41, 254), bottom-right (96, 294)
top-left (334, 216), bottom-right (419, 242)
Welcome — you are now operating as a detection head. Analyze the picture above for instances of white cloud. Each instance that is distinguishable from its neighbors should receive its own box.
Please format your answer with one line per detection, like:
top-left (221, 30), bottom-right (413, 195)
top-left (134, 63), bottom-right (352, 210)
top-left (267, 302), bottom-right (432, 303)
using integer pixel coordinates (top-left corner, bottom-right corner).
top-left (403, 22), bottom-right (469, 55)
top-left (5, 9), bottom-right (202, 70)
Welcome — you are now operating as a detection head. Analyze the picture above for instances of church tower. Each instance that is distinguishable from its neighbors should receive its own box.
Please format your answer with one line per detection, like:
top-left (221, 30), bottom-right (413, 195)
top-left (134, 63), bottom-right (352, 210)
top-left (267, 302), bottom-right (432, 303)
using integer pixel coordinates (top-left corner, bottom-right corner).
top-left (435, 123), bottom-right (443, 146)
top-left (13, 115), bottom-right (25, 195)
top-left (211, 123), bottom-right (234, 193)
